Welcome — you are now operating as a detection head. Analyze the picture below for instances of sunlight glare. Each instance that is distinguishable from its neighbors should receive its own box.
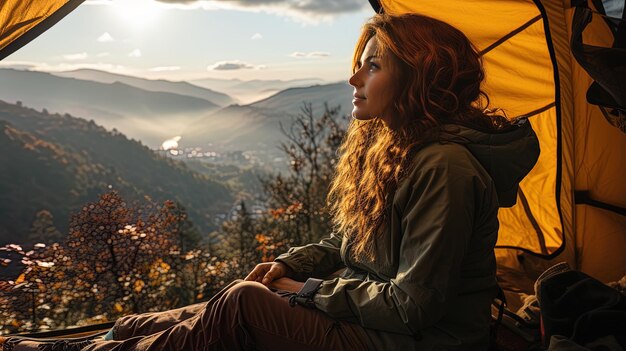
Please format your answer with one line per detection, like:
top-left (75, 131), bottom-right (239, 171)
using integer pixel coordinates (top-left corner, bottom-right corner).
top-left (162, 136), bottom-right (182, 151)
top-left (113, 0), bottom-right (162, 29)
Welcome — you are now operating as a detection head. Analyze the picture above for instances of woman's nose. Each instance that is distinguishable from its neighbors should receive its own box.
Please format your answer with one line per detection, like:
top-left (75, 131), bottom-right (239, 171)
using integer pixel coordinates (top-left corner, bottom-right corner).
top-left (349, 70), bottom-right (361, 88)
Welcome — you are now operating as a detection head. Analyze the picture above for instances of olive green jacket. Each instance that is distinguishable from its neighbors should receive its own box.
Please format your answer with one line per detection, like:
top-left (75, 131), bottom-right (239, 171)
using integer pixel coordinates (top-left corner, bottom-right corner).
top-left (276, 122), bottom-right (539, 350)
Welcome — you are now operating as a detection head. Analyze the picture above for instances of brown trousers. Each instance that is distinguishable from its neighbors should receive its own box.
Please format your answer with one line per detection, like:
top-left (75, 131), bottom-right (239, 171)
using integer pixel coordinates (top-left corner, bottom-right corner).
top-left (82, 280), bottom-right (373, 351)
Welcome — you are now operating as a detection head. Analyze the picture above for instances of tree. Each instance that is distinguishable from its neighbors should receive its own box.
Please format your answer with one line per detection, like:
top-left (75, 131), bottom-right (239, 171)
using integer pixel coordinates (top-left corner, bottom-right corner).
top-left (260, 103), bottom-right (347, 247)
top-left (0, 242), bottom-right (65, 333)
top-left (215, 103), bottom-right (348, 268)
top-left (27, 210), bottom-right (64, 244)
top-left (1, 191), bottom-right (227, 334)
top-left (169, 202), bottom-right (202, 253)
top-left (215, 200), bottom-right (259, 278)
top-left (65, 192), bottom-right (185, 315)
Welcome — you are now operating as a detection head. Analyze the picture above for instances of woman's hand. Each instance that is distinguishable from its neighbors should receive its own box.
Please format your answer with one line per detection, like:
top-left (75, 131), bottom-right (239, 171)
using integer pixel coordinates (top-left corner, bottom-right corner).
top-left (245, 262), bottom-right (293, 286)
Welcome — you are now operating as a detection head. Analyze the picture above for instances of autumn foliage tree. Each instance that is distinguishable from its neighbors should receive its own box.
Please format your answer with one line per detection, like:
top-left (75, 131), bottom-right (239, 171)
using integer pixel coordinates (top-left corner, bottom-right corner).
top-left (64, 192), bottom-right (183, 316)
top-left (217, 103), bottom-right (347, 269)
top-left (0, 241), bottom-right (86, 334)
top-left (266, 103), bottom-right (346, 245)
top-left (212, 201), bottom-right (262, 280)
top-left (27, 210), bottom-right (64, 245)
top-left (0, 191), bottom-right (223, 334)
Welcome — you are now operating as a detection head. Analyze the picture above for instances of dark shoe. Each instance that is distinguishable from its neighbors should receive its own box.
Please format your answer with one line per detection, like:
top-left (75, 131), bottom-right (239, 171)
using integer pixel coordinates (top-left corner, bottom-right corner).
top-left (2, 335), bottom-right (96, 351)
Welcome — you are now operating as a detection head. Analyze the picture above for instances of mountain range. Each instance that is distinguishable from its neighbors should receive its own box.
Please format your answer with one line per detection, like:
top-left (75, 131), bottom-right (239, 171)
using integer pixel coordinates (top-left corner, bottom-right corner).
top-left (0, 68), bottom-right (354, 151)
top-left (54, 69), bottom-right (234, 106)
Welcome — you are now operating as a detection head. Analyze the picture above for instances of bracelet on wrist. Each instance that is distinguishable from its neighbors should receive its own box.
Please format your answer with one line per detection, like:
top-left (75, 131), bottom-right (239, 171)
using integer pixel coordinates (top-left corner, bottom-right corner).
top-left (289, 278), bottom-right (323, 308)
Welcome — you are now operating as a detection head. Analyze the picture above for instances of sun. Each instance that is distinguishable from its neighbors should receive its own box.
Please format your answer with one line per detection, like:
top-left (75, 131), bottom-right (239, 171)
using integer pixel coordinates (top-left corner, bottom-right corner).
top-left (112, 0), bottom-right (163, 29)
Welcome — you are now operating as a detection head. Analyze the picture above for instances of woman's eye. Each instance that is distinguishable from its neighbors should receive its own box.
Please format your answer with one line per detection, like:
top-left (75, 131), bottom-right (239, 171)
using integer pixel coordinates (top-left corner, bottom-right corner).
top-left (368, 62), bottom-right (379, 71)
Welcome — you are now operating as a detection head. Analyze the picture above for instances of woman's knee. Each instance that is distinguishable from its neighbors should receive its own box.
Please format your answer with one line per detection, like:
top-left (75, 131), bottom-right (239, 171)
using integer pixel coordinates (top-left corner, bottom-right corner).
top-left (206, 281), bottom-right (272, 327)
top-left (222, 281), bottom-right (270, 308)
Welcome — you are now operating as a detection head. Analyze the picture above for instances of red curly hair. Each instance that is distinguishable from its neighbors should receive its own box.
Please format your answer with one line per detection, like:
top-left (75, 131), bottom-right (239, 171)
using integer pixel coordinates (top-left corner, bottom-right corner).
top-left (328, 13), bottom-right (509, 260)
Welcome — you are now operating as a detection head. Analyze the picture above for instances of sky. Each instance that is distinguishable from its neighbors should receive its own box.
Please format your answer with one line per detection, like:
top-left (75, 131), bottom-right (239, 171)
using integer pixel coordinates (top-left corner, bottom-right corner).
top-left (2, 0), bottom-right (374, 82)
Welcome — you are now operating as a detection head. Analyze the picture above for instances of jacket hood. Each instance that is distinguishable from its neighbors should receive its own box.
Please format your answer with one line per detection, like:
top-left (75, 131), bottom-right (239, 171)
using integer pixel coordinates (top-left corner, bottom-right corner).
top-left (440, 120), bottom-right (540, 207)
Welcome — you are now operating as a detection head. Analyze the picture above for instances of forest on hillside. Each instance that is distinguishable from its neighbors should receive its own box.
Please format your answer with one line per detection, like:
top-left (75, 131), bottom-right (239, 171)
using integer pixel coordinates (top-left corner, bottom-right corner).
top-left (0, 102), bottom-right (348, 335)
top-left (0, 100), bottom-right (234, 245)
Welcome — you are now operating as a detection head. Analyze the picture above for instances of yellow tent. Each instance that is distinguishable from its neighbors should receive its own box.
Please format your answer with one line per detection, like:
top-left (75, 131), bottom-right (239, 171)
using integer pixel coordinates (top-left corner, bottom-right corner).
top-left (369, 0), bottom-right (626, 311)
top-left (1, 0), bottom-right (625, 319)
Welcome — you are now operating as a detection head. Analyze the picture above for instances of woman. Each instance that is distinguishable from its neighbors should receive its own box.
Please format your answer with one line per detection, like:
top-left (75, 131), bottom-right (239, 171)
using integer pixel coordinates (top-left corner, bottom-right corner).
top-left (2, 13), bottom-right (539, 351)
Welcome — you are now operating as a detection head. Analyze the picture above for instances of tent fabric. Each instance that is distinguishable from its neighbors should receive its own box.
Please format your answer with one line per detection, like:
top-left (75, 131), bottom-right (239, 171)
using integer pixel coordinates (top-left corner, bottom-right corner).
top-left (566, 1), bottom-right (626, 284)
top-left (377, 0), bottom-right (566, 258)
top-left (570, 5), bottom-right (626, 132)
top-left (0, 0), bottom-right (85, 61)
top-left (374, 0), bottom-right (626, 296)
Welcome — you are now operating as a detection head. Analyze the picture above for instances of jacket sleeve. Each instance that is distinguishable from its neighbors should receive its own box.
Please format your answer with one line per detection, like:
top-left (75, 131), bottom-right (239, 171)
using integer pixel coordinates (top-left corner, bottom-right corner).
top-left (274, 231), bottom-right (345, 281)
top-left (312, 163), bottom-right (488, 335)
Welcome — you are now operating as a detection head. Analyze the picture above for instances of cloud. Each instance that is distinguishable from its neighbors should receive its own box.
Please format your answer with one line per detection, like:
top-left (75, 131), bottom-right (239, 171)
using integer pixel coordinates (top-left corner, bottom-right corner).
top-left (308, 51), bottom-right (330, 57)
top-left (155, 0), bottom-right (198, 3)
top-left (155, 0), bottom-right (196, 3)
top-left (289, 51), bottom-right (330, 58)
top-left (207, 60), bottom-right (257, 70)
top-left (128, 49), bottom-right (142, 57)
top-left (88, 0), bottom-right (367, 14)
top-left (97, 32), bottom-right (115, 42)
top-left (63, 52), bottom-right (88, 60)
top-left (84, 0), bottom-right (368, 24)
top-left (281, 0), bottom-right (366, 14)
top-left (85, 0), bottom-right (114, 4)
top-left (149, 66), bottom-right (181, 72)
top-left (251, 33), bottom-right (263, 40)
top-left (290, 51), bottom-right (306, 58)
top-left (0, 61), bottom-right (36, 70)
top-left (97, 52), bottom-right (110, 57)
top-left (170, 0), bottom-right (364, 13)
top-left (113, 0), bottom-right (368, 23)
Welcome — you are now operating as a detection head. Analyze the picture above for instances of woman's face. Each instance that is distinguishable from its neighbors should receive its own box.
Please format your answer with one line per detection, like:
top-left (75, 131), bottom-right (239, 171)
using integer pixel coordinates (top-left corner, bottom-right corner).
top-left (349, 37), bottom-right (396, 124)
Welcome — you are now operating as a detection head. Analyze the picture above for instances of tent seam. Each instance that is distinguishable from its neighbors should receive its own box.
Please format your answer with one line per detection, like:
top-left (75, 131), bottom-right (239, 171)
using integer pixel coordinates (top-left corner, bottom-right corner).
top-left (479, 15), bottom-right (543, 56)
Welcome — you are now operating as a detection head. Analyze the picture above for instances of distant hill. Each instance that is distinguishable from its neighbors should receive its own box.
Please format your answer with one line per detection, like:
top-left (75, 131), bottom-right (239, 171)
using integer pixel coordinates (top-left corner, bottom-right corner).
top-left (230, 78), bottom-right (329, 92)
top-left (0, 69), bottom-right (220, 147)
top-left (250, 82), bottom-right (353, 114)
top-left (187, 77), bottom-right (244, 94)
top-left (54, 69), bottom-right (234, 107)
top-left (190, 77), bottom-right (328, 104)
top-left (0, 100), bottom-right (234, 245)
top-left (183, 82), bottom-right (353, 149)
